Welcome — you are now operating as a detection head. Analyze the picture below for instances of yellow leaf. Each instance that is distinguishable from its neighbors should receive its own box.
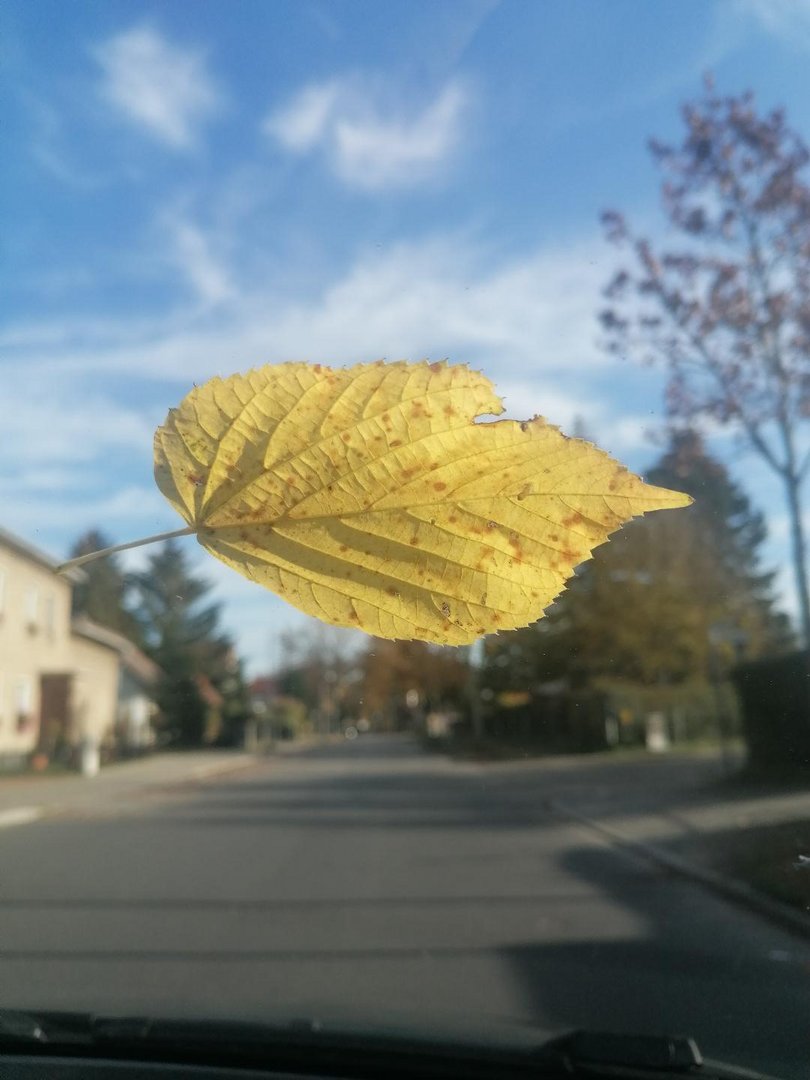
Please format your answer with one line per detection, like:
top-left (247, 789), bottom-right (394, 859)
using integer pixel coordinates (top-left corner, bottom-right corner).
top-left (153, 360), bottom-right (691, 644)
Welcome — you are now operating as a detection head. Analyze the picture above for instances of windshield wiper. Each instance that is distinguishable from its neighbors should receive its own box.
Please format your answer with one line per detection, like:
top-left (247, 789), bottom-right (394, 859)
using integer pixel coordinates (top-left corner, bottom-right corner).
top-left (539, 1029), bottom-right (703, 1070)
top-left (0, 1009), bottom-right (785, 1080)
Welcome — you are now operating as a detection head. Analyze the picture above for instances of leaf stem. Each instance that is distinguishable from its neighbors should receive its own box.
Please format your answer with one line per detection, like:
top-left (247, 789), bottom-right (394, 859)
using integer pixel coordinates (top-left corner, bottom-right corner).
top-left (57, 526), bottom-right (197, 574)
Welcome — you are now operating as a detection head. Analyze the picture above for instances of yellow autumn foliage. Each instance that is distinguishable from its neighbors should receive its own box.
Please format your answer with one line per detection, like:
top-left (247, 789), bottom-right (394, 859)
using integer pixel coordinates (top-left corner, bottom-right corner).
top-left (153, 360), bottom-right (690, 644)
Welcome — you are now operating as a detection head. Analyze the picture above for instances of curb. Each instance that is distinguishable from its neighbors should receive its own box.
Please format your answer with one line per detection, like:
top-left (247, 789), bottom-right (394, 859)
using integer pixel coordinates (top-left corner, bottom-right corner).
top-left (551, 799), bottom-right (810, 943)
top-left (188, 756), bottom-right (258, 781)
top-left (0, 757), bottom-right (259, 829)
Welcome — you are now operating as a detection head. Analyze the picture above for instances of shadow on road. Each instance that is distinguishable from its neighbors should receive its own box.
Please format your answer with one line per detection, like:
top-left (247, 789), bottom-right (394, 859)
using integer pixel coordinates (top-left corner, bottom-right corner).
top-left (500, 840), bottom-right (810, 1078)
top-left (160, 773), bottom-right (553, 830)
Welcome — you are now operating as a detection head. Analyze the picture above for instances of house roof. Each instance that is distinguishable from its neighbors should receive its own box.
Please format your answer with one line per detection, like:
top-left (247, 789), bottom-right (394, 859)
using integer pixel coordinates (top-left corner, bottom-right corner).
top-left (71, 615), bottom-right (125, 653)
top-left (0, 524), bottom-right (85, 583)
top-left (71, 616), bottom-right (161, 687)
top-left (195, 673), bottom-right (224, 709)
top-left (250, 675), bottom-right (278, 699)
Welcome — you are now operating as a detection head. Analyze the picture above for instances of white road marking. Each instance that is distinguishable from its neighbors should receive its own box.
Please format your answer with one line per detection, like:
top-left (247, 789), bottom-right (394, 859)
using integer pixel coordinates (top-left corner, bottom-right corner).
top-left (0, 806), bottom-right (43, 829)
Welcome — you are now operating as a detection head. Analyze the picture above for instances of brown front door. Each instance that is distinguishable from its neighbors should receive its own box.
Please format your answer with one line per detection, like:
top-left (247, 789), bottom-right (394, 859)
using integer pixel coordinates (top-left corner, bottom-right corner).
top-left (38, 673), bottom-right (72, 759)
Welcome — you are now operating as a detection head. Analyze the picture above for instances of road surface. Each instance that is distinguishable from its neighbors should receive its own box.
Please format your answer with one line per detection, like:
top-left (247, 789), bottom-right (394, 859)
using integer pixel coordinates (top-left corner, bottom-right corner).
top-left (0, 735), bottom-right (807, 1076)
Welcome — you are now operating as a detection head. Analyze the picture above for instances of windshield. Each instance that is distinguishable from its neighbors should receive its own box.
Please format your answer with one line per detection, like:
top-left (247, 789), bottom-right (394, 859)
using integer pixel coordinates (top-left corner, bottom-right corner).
top-left (3, 2), bottom-right (810, 1078)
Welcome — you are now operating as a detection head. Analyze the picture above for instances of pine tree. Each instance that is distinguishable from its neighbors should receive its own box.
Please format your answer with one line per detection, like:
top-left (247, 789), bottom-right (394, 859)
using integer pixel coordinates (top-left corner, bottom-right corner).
top-left (70, 529), bottom-right (142, 644)
top-left (132, 540), bottom-right (230, 747)
top-left (645, 430), bottom-right (788, 652)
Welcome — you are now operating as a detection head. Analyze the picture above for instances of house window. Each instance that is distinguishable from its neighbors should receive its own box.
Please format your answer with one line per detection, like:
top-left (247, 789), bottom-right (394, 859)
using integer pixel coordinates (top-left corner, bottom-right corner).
top-left (25, 586), bottom-right (39, 631)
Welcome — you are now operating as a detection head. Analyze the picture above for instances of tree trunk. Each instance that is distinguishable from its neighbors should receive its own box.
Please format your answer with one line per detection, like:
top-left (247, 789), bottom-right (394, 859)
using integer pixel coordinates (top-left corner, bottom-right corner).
top-left (785, 470), bottom-right (810, 650)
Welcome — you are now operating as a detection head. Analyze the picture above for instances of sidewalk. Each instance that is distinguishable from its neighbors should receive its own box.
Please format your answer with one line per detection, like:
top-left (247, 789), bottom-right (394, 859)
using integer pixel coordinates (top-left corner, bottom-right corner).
top-left (0, 750), bottom-right (257, 826)
top-left (538, 754), bottom-right (810, 936)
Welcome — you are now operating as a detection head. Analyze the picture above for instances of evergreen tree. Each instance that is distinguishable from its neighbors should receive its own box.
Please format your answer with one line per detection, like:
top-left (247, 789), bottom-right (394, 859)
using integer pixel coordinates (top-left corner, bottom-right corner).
top-left (69, 529), bottom-right (142, 644)
top-left (645, 430), bottom-right (788, 651)
top-left (132, 540), bottom-right (234, 746)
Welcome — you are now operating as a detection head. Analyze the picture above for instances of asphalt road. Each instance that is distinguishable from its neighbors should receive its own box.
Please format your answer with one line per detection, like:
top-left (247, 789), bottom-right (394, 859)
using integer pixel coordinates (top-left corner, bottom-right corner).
top-left (0, 735), bottom-right (808, 1076)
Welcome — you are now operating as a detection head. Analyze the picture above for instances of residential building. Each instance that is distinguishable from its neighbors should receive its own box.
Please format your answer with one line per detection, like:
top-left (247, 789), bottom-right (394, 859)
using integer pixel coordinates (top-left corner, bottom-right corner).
top-left (0, 525), bottom-right (158, 768)
top-left (71, 616), bottom-right (161, 753)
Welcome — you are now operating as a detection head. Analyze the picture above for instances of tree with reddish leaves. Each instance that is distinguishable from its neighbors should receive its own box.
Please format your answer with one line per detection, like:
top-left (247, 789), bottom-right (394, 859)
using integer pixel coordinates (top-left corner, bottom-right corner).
top-left (601, 79), bottom-right (810, 647)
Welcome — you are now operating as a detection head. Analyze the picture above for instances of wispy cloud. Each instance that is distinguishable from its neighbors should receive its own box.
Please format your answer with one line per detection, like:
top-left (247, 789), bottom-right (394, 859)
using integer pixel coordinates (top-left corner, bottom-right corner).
top-left (265, 76), bottom-right (468, 189)
top-left (1, 388), bottom-right (154, 466)
top-left (269, 81), bottom-right (341, 151)
top-left (94, 25), bottom-right (221, 149)
top-left (6, 232), bottom-right (614, 381)
top-left (735, 0), bottom-right (810, 51)
top-left (495, 385), bottom-right (659, 456)
top-left (161, 216), bottom-right (234, 306)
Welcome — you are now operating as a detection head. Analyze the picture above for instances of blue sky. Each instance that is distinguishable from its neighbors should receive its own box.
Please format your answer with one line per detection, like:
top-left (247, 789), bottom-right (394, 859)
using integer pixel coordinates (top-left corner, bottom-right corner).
top-left (3, 0), bottom-right (810, 674)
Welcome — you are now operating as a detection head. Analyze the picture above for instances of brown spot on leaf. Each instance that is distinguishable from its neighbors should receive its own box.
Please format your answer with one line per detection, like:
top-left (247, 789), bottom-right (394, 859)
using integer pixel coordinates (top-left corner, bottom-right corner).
top-left (443, 404), bottom-right (455, 417)
top-left (429, 361), bottom-right (443, 373)
top-left (410, 536), bottom-right (419, 546)
top-left (448, 515), bottom-right (458, 524)
top-left (390, 438), bottom-right (402, 448)
top-left (339, 545), bottom-right (348, 553)
top-left (476, 626), bottom-right (486, 635)
top-left (562, 512), bottom-right (584, 527)
top-left (341, 433), bottom-right (351, 443)
top-left (487, 520), bottom-right (497, 529)
top-left (441, 601), bottom-right (450, 617)
top-left (434, 481), bottom-right (447, 492)
top-left (520, 421), bottom-right (529, 432)
top-left (608, 470), bottom-right (623, 492)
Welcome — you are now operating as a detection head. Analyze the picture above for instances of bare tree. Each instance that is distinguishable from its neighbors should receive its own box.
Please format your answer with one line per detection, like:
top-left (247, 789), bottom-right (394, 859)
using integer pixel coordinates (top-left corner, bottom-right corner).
top-left (601, 79), bottom-right (810, 646)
